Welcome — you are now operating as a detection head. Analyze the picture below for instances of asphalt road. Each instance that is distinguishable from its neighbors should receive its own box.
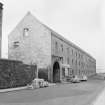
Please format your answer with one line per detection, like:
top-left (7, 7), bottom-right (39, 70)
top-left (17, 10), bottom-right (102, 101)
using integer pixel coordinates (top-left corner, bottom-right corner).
top-left (0, 79), bottom-right (105, 105)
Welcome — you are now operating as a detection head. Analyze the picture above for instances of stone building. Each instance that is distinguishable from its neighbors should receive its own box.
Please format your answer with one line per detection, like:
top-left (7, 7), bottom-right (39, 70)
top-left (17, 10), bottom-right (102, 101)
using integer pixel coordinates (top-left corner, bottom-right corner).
top-left (8, 12), bottom-right (96, 82)
top-left (0, 3), bottom-right (3, 58)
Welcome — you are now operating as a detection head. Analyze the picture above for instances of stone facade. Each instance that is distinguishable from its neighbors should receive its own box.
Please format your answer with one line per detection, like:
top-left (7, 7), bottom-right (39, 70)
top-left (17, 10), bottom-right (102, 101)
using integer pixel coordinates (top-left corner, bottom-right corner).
top-left (8, 12), bottom-right (51, 69)
top-left (8, 12), bottom-right (96, 82)
top-left (50, 31), bottom-right (96, 82)
top-left (0, 3), bottom-right (3, 58)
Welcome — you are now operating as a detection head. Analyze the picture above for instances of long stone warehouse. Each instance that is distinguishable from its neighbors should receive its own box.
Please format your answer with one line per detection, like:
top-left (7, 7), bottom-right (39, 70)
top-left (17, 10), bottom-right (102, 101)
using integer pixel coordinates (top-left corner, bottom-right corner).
top-left (8, 12), bottom-right (96, 82)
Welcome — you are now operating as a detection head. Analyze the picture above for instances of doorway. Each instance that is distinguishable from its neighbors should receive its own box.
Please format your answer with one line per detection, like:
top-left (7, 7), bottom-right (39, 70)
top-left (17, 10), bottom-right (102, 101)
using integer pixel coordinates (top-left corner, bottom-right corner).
top-left (53, 61), bottom-right (60, 83)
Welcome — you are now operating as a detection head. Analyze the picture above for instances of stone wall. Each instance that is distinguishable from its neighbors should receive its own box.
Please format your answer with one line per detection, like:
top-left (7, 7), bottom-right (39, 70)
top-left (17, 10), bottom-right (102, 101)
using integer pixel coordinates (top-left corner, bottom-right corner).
top-left (51, 32), bottom-right (96, 76)
top-left (8, 12), bottom-right (51, 69)
top-left (0, 59), bottom-right (36, 89)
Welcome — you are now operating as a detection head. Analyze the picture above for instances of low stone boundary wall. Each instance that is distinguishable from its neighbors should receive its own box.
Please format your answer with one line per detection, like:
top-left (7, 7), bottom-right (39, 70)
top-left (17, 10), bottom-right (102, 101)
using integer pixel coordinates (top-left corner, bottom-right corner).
top-left (0, 59), bottom-right (36, 89)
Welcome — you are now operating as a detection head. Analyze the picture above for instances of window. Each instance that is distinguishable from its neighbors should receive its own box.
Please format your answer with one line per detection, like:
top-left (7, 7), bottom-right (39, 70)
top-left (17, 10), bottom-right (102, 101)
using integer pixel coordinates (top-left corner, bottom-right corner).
top-left (67, 48), bottom-right (69, 55)
top-left (13, 41), bottom-right (19, 48)
top-left (81, 55), bottom-right (83, 59)
top-left (79, 69), bottom-right (80, 74)
top-left (55, 42), bottom-right (58, 52)
top-left (67, 57), bottom-right (69, 64)
top-left (72, 59), bottom-right (73, 65)
top-left (62, 68), bottom-right (65, 77)
top-left (76, 60), bottom-right (77, 65)
top-left (79, 53), bottom-right (80, 58)
top-left (72, 69), bottom-right (74, 75)
top-left (61, 44), bottom-right (63, 52)
top-left (76, 52), bottom-right (77, 57)
top-left (79, 61), bottom-right (80, 66)
top-left (60, 57), bottom-right (63, 63)
top-left (72, 49), bottom-right (73, 55)
top-left (65, 68), bottom-right (69, 76)
top-left (23, 28), bottom-right (29, 36)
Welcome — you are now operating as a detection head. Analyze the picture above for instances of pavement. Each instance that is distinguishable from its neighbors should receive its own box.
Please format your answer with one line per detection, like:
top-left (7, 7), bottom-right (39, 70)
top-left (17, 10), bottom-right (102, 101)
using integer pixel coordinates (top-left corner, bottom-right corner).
top-left (0, 86), bottom-right (28, 93)
top-left (92, 85), bottom-right (105, 105)
top-left (0, 78), bottom-right (104, 105)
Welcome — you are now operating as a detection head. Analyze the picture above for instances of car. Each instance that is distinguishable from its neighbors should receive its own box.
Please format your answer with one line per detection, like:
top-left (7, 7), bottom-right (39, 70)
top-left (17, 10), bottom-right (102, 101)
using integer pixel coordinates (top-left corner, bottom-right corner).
top-left (27, 78), bottom-right (49, 89)
top-left (38, 79), bottom-right (45, 88)
top-left (71, 75), bottom-right (80, 83)
top-left (43, 81), bottom-right (49, 87)
top-left (27, 78), bottom-right (40, 89)
top-left (81, 75), bottom-right (88, 81)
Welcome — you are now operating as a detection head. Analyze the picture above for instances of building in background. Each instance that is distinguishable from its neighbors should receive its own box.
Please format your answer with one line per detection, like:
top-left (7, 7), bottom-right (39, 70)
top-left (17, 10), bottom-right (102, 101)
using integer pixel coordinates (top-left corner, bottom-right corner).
top-left (0, 3), bottom-right (3, 58)
top-left (8, 12), bottom-right (96, 82)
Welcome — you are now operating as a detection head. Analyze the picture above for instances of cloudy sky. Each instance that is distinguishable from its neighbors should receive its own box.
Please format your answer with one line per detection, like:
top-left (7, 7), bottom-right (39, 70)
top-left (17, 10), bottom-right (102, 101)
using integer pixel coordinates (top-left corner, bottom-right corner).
top-left (1, 0), bottom-right (105, 72)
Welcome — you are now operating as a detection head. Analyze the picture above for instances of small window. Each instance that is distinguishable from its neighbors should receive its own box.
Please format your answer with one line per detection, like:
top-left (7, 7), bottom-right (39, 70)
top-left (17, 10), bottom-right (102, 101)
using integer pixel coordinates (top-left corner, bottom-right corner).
top-left (55, 42), bottom-right (58, 47)
top-left (76, 52), bottom-right (77, 57)
top-left (76, 60), bottom-right (77, 65)
top-left (79, 61), bottom-right (80, 66)
top-left (72, 59), bottom-right (73, 65)
top-left (61, 58), bottom-right (63, 63)
top-left (13, 41), bottom-right (19, 48)
top-left (61, 44), bottom-right (63, 52)
top-left (79, 54), bottom-right (80, 58)
top-left (72, 49), bottom-right (73, 55)
top-left (55, 42), bottom-right (58, 52)
top-left (23, 28), bottom-right (29, 36)
top-left (62, 68), bottom-right (65, 77)
top-left (67, 48), bottom-right (69, 56)
top-left (79, 69), bottom-right (80, 74)
top-left (67, 57), bottom-right (69, 64)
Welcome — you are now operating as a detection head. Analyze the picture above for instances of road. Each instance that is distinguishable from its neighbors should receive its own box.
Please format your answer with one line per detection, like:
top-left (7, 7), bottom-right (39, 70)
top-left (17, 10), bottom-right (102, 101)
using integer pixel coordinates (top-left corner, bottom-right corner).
top-left (0, 79), bottom-right (104, 105)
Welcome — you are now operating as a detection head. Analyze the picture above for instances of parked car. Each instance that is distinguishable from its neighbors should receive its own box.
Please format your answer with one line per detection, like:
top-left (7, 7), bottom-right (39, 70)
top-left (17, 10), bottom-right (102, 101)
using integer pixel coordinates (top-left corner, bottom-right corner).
top-left (29, 78), bottom-right (49, 89)
top-left (81, 75), bottom-right (88, 81)
top-left (27, 78), bottom-right (40, 89)
top-left (38, 79), bottom-right (45, 88)
top-left (43, 81), bottom-right (49, 87)
top-left (71, 75), bottom-right (80, 83)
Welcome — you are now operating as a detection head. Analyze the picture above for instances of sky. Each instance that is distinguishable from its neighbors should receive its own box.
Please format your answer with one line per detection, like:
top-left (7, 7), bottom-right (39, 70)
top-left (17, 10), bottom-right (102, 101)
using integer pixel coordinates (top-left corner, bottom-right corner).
top-left (0, 0), bottom-right (105, 72)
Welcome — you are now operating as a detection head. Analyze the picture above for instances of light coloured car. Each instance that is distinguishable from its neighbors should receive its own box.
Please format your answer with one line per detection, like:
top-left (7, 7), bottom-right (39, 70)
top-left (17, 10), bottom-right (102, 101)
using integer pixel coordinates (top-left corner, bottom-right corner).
top-left (27, 78), bottom-right (49, 89)
top-left (43, 81), bottom-right (49, 87)
top-left (38, 79), bottom-right (45, 88)
top-left (27, 78), bottom-right (40, 89)
top-left (71, 75), bottom-right (80, 83)
top-left (30, 78), bottom-right (44, 89)
top-left (81, 75), bottom-right (87, 81)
